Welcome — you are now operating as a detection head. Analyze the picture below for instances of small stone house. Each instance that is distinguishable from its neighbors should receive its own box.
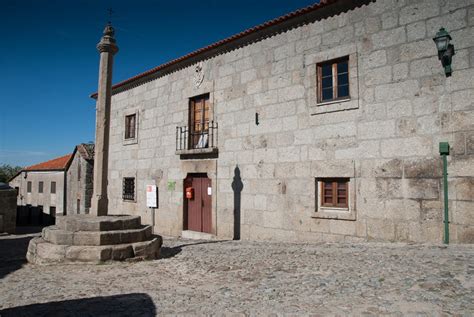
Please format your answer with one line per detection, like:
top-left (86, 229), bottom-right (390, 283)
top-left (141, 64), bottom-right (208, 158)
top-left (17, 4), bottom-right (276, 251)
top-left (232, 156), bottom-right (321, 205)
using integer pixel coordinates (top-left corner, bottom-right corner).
top-left (9, 144), bottom-right (95, 224)
top-left (94, 0), bottom-right (474, 243)
top-left (9, 154), bottom-right (72, 225)
top-left (66, 143), bottom-right (95, 214)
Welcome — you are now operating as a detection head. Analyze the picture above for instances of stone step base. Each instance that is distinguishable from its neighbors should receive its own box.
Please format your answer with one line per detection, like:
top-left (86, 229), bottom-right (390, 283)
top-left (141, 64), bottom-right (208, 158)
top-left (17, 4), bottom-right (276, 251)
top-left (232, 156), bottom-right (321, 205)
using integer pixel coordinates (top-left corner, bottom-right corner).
top-left (43, 225), bottom-right (152, 246)
top-left (181, 230), bottom-right (216, 240)
top-left (26, 236), bottom-right (162, 264)
top-left (56, 215), bottom-right (141, 232)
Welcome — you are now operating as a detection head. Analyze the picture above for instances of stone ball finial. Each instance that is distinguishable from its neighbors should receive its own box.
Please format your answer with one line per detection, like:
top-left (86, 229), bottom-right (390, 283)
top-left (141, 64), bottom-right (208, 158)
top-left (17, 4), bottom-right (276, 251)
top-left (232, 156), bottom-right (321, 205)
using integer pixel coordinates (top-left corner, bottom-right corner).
top-left (97, 22), bottom-right (118, 55)
top-left (103, 22), bottom-right (115, 37)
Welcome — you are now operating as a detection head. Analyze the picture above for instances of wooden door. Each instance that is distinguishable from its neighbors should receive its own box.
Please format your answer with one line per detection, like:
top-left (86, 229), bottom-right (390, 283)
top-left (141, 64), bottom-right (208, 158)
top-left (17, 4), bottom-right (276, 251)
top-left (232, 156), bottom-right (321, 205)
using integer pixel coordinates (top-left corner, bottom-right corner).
top-left (184, 174), bottom-right (212, 233)
top-left (189, 95), bottom-right (210, 149)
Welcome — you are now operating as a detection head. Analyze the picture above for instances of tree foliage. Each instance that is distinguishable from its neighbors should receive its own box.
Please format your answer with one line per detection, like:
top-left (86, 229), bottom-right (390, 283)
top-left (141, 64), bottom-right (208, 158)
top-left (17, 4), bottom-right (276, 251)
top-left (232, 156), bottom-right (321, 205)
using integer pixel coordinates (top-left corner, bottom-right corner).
top-left (0, 164), bottom-right (23, 183)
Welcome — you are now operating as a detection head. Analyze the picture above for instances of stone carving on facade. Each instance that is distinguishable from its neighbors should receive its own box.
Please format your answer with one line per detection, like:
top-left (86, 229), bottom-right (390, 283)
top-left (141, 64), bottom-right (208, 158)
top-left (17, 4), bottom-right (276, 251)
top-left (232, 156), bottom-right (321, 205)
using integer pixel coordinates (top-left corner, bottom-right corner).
top-left (194, 62), bottom-right (204, 88)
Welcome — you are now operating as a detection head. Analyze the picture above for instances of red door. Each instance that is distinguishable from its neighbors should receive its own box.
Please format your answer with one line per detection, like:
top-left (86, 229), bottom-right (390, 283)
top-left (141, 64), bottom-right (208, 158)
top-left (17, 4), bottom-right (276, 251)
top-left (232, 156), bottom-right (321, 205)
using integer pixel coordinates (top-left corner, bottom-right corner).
top-left (184, 174), bottom-right (212, 233)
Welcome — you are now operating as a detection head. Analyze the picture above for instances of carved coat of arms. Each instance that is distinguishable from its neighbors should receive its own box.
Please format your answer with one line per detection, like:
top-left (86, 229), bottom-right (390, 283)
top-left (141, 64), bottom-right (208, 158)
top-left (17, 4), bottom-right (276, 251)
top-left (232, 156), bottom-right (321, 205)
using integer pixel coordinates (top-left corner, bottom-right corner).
top-left (194, 62), bottom-right (204, 88)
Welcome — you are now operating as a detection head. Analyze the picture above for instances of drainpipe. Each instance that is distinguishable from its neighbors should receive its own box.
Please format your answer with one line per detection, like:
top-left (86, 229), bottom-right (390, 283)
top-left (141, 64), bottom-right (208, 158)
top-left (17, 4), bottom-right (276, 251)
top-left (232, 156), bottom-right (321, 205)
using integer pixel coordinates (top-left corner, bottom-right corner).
top-left (439, 142), bottom-right (450, 244)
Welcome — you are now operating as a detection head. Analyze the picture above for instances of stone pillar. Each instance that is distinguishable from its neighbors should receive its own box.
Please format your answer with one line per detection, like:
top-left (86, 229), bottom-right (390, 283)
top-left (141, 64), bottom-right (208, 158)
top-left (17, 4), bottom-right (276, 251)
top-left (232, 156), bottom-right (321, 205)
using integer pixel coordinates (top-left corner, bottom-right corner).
top-left (90, 23), bottom-right (118, 216)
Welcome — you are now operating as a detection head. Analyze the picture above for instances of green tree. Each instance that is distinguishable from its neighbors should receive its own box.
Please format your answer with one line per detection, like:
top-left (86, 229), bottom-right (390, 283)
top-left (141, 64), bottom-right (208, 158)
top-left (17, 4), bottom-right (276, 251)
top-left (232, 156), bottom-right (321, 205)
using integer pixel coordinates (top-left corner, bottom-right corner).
top-left (0, 164), bottom-right (23, 183)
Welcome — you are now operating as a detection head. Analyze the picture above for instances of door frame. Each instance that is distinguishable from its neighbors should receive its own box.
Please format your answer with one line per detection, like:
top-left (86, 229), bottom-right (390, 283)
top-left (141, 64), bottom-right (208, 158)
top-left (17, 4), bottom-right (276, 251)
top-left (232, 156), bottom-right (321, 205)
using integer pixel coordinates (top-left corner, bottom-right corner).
top-left (183, 173), bottom-right (212, 233)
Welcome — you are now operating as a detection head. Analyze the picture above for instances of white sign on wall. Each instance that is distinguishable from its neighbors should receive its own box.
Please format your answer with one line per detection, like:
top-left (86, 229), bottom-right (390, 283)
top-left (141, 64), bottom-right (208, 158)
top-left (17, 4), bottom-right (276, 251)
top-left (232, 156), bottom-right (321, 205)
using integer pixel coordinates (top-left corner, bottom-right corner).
top-left (146, 185), bottom-right (157, 208)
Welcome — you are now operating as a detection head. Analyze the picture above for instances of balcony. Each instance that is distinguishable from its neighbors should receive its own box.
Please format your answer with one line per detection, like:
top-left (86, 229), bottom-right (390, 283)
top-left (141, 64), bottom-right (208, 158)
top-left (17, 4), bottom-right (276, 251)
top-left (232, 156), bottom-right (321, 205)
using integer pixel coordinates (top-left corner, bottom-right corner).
top-left (175, 121), bottom-right (218, 158)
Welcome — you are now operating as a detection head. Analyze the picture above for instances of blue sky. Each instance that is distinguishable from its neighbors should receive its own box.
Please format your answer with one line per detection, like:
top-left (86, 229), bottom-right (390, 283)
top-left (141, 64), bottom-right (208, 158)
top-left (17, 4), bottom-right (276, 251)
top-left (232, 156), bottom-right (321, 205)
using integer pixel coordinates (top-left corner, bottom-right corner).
top-left (0, 0), bottom-right (317, 167)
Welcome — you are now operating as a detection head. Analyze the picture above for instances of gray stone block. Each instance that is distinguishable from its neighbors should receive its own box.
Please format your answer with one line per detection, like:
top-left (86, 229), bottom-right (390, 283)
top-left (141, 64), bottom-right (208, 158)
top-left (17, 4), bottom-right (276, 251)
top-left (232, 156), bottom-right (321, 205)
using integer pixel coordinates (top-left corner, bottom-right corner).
top-left (56, 215), bottom-right (142, 232)
top-left (65, 246), bottom-right (112, 262)
top-left (133, 237), bottom-right (162, 260)
top-left (35, 239), bottom-right (67, 263)
top-left (111, 245), bottom-right (134, 261)
top-left (43, 227), bottom-right (74, 245)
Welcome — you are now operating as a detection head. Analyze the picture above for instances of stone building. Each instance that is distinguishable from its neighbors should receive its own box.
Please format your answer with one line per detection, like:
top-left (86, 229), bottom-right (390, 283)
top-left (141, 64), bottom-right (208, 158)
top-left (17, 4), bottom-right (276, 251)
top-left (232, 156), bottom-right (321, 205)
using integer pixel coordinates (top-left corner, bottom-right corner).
top-left (9, 144), bottom-right (95, 224)
top-left (9, 154), bottom-right (72, 225)
top-left (66, 143), bottom-right (95, 214)
top-left (92, 0), bottom-right (474, 243)
top-left (0, 183), bottom-right (16, 233)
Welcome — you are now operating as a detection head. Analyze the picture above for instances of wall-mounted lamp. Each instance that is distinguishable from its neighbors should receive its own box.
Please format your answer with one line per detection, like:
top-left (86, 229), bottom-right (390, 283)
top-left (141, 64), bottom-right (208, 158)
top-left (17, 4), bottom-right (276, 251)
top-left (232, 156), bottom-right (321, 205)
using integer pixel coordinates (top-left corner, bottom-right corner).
top-left (433, 27), bottom-right (455, 77)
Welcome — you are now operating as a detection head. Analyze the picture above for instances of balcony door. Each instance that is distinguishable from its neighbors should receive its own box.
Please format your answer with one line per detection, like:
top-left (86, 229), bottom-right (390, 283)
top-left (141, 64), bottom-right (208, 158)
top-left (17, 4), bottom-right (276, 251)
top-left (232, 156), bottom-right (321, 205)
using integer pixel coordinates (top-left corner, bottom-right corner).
top-left (189, 94), bottom-right (210, 149)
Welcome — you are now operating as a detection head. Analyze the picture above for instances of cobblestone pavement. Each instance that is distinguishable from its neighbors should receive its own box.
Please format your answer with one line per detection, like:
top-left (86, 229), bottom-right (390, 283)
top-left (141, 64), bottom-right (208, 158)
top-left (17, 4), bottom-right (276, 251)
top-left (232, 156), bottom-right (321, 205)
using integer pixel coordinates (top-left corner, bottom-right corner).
top-left (0, 232), bottom-right (473, 316)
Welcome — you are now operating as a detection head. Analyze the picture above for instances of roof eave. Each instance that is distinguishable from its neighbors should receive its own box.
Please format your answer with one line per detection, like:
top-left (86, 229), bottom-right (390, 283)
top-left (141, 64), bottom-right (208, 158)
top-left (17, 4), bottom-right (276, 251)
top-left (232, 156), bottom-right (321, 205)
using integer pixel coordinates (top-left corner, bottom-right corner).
top-left (90, 0), bottom-right (373, 99)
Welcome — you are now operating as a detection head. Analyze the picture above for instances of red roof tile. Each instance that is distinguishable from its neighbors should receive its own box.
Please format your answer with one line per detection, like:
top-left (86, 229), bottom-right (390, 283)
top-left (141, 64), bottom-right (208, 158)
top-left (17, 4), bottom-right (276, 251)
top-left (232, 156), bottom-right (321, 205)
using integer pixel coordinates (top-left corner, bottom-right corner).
top-left (25, 154), bottom-right (73, 171)
top-left (91, 0), bottom-right (359, 98)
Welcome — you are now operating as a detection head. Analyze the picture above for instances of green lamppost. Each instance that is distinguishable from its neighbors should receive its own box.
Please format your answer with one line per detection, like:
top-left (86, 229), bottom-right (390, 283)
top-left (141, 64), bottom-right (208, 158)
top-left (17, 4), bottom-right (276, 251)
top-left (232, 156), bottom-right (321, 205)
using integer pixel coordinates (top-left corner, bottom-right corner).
top-left (439, 142), bottom-right (450, 244)
top-left (433, 28), bottom-right (455, 77)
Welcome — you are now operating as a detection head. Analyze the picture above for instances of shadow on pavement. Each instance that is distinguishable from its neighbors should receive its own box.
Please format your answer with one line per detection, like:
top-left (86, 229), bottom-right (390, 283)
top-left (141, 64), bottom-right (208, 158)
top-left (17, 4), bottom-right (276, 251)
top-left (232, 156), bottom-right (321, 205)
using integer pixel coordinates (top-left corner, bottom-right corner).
top-left (0, 232), bottom-right (38, 279)
top-left (15, 226), bottom-right (44, 234)
top-left (160, 239), bottom-right (229, 259)
top-left (0, 293), bottom-right (156, 317)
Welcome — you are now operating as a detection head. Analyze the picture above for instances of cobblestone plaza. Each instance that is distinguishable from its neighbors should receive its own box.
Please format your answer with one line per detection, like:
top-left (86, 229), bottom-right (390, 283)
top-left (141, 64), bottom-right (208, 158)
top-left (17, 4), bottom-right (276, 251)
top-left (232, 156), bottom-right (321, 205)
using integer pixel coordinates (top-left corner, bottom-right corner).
top-left (1, 233), bottom-right (472, 315)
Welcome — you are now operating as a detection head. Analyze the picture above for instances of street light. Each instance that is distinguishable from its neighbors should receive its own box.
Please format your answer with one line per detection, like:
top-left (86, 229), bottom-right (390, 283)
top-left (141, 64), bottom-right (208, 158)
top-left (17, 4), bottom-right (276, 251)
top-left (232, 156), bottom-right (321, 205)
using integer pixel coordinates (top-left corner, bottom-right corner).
top-left (433, 27), bottom-right (455, 77)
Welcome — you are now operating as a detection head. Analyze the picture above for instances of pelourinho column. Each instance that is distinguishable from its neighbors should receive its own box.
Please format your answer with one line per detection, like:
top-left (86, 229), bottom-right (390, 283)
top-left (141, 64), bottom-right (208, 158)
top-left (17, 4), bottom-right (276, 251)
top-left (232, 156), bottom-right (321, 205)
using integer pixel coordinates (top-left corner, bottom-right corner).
top-left (90, 23), bottom-right (118, 216)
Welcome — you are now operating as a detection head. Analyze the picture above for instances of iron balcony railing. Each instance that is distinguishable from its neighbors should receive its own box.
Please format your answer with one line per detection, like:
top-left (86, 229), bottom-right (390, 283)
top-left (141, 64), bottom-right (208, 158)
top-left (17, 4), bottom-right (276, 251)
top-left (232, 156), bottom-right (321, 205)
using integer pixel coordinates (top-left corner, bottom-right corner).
top-left (176, 121), bottom-right (218, 152)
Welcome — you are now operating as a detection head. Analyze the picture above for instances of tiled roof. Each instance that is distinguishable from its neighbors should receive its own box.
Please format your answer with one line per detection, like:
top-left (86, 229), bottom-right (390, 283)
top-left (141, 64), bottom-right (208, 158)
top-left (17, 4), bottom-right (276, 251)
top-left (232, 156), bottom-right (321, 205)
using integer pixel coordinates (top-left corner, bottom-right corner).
top-left (91, 0), bottom-right (368, 98)
top-left (25, 154), bottom-right (73, 171)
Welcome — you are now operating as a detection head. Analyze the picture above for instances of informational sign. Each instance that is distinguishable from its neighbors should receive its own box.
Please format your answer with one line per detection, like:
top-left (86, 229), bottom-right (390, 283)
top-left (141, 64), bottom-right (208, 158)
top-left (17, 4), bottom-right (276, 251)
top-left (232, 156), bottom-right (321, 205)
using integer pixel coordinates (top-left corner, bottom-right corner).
top-left (207, 187), bottom-right (212, 196)
top-left (146, 185), bottom-right (157, 208)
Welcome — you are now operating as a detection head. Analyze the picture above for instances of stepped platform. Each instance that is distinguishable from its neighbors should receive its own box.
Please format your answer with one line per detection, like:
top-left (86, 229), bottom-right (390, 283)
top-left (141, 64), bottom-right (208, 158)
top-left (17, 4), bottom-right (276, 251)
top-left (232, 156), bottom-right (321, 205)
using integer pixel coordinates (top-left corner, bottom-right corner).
top-left (26, 215), bottom-right (162, 264)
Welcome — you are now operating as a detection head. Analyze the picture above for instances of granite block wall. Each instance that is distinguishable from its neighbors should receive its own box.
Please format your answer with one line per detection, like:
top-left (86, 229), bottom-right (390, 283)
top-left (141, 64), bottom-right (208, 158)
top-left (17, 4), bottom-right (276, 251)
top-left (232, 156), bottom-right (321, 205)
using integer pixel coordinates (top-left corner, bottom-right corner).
top-left (106, 0), bottom-right (474, 243)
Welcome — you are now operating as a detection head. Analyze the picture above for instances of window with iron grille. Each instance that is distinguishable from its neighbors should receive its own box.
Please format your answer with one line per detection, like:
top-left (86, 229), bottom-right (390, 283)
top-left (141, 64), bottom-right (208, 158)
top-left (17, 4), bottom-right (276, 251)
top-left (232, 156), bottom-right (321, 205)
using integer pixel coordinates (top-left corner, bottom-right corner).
top-left (124, 114), bottom-right (136, 139)
top-left (317, 56), bottom-right (350, 103)
top-left (38, 181), bottom-right (44, 193)
top-left (123, 177), bottom-right (135, 201)
top-left (320, 178), bottom-right (349, 208)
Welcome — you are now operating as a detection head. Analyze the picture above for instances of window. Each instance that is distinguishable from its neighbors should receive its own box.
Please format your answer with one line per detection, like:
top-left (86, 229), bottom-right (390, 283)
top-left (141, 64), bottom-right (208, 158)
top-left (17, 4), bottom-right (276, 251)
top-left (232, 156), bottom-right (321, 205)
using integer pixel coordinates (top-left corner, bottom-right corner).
top-left (123, 177), bottom-right (135, 201)
top-left (317, 56), bottom-right (349, 103)
top-left (27, 181), bottom-right (32, 193)
top-left (77, 199), bottom-right (80, 213)
top-left (14, 187), bottom-right (19, 196)
top-left (189, 94), bottom-right (210, 149)
top-left (51, 181), bottom-right (56, 194)
top-left (125, 114), bottom-right (136, 140)
top-left (38, 181), bottom-right (44, 193)
top-left (320, 178), bottom-right (349, 208)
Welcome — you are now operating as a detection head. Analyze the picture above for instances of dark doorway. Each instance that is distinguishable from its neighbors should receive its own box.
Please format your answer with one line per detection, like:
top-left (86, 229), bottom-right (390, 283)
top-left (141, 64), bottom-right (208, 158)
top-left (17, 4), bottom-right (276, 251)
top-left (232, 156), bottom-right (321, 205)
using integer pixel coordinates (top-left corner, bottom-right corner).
top-left (183, 174), bottom-right (212, 233)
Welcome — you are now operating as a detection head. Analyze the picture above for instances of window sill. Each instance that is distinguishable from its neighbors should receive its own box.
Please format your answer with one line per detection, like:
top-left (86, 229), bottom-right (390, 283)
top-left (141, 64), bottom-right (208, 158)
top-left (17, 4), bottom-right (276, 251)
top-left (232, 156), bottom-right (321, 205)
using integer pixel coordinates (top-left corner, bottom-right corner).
top-left (123, 138), bottom-right (138, 146)
top-left (311, 98), bottom-right (358, 115)
top-left (312, 208), bottom-right (356, 221)
top-left (311, 210), bottom-right (356, 221)
top-left (175, 147), bottom-right (218, 156)
top-left (122, 199), bottom-right (136, 203)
